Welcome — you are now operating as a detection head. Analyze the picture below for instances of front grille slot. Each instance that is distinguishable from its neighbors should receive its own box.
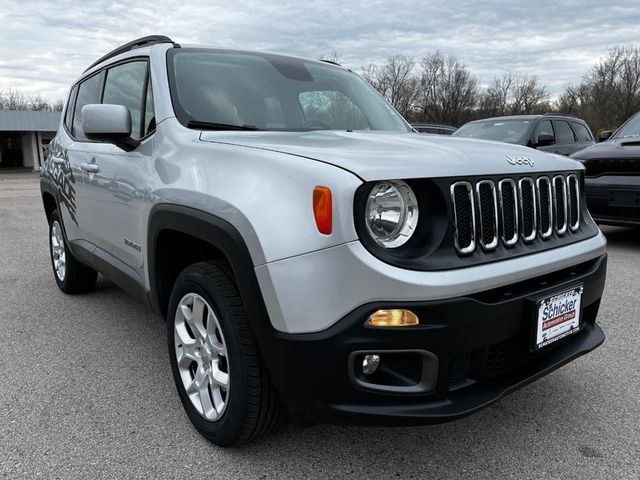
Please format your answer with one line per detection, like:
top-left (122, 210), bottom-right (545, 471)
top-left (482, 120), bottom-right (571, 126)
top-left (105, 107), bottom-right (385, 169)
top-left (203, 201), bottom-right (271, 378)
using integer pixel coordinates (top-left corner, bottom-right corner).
top-left (476, 180), bottom-right (499, 250)
top-left (553, 175), bottom-right (568, 235)
top-left (518, 178), bottom-right (537, 242)
top-left (582, 158), bottom-right (640, 176)
top-left (537, 176), bottom-right (553, 238)
top-left (498, 179), bottom-right (518, 246)
top-left (567, 174), bottom-right (580, 231)
top-left (451, 182), bottom-right (476, 254)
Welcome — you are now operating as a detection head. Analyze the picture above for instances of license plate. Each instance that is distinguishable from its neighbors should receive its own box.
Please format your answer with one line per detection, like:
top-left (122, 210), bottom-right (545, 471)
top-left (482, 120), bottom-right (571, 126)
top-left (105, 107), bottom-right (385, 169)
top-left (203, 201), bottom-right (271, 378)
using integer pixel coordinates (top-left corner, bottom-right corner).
top-left (534, 286), bottom-right (583, 350)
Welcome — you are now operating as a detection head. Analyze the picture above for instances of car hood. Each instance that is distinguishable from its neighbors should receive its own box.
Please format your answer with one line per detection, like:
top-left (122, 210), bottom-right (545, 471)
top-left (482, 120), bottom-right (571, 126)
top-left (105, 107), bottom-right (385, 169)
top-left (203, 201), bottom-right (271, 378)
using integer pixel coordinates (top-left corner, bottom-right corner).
top-left (571, 138), bottom-right (640, 160)
top-left (200, 131), bottom-right (582, 181)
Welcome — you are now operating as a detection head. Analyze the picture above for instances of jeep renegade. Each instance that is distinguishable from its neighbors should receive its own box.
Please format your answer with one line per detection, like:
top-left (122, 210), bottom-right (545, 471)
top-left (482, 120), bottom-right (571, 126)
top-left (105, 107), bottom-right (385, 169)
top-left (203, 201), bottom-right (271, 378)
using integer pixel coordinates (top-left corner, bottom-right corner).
top-left (41, 36), bottom-right (607, 446)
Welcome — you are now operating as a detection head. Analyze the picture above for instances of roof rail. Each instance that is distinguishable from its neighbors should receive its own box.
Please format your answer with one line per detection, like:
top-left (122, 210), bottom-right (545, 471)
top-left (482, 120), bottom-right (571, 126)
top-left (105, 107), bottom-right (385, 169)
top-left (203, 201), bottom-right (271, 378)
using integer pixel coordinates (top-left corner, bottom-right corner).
top-left (542, 112), bottom-right (578, 119)
top-left (84, 35), bottom-right (177, 73)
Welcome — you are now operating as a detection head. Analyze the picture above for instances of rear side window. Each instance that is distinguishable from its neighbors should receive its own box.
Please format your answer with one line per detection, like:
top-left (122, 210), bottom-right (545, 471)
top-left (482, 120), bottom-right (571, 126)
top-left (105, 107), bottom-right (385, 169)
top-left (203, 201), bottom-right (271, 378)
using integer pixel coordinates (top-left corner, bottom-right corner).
top-left (553, 120), bottom-right (576, 144)
top-left (64, 86), bottom-right (78, 132)
top-left (103, 61), bottom-right (148, 140)
top-left (72, 72), bottom-right (104, 140)
top-left (533, 119), bottom-right (555, 144)
top-left (572, 122), bottom-right (593, 142)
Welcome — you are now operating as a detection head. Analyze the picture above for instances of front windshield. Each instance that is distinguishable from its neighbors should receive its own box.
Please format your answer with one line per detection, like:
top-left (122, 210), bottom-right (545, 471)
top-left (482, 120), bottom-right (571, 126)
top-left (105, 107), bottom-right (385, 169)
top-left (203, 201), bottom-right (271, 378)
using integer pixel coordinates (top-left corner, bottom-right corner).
top-left (612, 112), bottom-right (640, 139)
top-left (453, 119), bottom-right (531, 144)
top-left (168, 49), bottom-right (411, 132)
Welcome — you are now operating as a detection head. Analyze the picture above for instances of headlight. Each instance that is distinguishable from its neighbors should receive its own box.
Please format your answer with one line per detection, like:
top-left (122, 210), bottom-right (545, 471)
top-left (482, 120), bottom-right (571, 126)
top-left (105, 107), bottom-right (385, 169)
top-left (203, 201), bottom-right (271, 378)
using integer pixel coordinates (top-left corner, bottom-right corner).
top-left (365, 180), bottom-right (419, 248)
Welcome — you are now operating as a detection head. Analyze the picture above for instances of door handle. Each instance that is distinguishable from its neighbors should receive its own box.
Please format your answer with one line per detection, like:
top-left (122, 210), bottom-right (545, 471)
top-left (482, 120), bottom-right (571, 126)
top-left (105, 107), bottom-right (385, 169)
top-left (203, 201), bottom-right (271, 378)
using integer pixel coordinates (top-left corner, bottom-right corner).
top-left (81, 162), bottom-right (100, 174)
top-left (51, 157), bottom-right (64, 165)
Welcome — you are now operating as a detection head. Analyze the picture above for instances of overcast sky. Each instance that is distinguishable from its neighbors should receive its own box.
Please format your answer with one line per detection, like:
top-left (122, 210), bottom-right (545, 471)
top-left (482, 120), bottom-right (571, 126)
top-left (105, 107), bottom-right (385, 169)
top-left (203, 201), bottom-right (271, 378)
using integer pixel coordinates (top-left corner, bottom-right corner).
top-left (1, 0), bottom-right (640, 101)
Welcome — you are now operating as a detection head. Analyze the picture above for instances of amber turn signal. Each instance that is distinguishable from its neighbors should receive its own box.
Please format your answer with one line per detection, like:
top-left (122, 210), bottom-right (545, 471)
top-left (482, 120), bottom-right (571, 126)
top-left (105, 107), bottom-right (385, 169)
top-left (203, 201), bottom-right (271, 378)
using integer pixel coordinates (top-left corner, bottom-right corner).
top-left (365, 309), bottom-right (420, 327)
top-left (313, 186), bottom-right (332, 234)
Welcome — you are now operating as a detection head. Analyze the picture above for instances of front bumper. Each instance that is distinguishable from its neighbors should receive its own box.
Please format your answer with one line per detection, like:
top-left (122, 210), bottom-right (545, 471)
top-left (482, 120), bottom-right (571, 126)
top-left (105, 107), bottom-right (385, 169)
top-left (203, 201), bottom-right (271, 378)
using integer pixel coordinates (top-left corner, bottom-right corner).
top-left (586, 175), bottom-right (640, 226)
top-left (262, 254), bottom-right (607, 425)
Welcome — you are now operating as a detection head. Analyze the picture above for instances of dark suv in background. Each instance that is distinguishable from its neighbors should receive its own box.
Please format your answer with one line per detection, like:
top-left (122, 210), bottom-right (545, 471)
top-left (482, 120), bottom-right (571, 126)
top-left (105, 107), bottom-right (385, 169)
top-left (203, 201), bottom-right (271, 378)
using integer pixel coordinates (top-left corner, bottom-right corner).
top-left (571, 112), bottom-right (640, 226)
top-left (453, 114), bottom-right (595, 156)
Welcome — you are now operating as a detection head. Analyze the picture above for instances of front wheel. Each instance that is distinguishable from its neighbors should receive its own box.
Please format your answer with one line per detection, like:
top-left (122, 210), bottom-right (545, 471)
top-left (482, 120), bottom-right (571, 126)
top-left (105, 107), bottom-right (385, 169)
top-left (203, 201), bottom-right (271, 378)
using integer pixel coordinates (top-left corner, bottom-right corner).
top-left (48, 210), bottom-right (97, 294)
top-left (167, 261), bottom-right (283, 446)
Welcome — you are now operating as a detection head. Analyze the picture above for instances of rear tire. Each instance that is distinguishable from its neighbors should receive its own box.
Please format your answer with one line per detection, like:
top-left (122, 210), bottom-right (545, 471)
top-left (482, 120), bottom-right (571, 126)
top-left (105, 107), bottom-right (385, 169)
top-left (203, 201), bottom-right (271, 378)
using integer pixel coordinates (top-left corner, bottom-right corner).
top-left (167, 260), bottom-right (283, 447)
top-left (48, 210), bottom-right (98, 294)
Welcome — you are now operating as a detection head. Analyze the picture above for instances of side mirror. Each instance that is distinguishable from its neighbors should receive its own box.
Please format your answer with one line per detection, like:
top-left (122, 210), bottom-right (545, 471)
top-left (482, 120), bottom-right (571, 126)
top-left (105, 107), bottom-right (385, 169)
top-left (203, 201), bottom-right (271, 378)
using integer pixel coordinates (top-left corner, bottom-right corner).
top-left (535, 134), bottom-right (555, 147)
top-left (82, 104), bottom-right (139, 151)
top-left (598, 130), bottom-right (613, 142)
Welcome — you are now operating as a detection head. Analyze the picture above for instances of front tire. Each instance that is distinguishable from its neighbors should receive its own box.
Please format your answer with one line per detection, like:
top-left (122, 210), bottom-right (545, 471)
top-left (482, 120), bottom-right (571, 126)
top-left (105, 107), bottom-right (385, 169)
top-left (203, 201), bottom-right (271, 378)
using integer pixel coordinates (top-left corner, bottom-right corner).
top-left (167, 261), bottom-right (283, 447)
top-left (48, 210), bottom-right (97, 294)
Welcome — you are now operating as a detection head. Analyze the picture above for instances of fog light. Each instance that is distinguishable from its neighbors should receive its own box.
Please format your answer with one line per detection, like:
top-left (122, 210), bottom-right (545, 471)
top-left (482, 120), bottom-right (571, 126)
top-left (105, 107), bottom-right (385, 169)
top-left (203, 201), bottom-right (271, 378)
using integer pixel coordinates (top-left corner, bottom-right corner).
top-left (365, 309), bottom-right (419, 327)
top-left (362, 354), bottom-right (380, 375)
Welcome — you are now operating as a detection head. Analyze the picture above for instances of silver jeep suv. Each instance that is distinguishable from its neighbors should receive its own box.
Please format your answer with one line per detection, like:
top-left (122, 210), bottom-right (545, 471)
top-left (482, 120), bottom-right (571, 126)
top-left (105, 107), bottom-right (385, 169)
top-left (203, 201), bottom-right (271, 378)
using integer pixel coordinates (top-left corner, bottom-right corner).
top-left (41, 36), bottom-right (607, 447)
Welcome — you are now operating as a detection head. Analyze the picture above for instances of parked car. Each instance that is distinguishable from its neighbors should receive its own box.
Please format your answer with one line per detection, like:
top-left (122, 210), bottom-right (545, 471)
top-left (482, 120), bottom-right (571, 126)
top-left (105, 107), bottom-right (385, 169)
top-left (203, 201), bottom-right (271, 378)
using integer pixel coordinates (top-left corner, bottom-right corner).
top-left (453, 114), bottom-right (595, 155)
top-left (570, 112), bottom-right (640, 226)
top-left (411, 123), bottom-right (457, 135)
top-left (40, 36), bottom-right (607, 447)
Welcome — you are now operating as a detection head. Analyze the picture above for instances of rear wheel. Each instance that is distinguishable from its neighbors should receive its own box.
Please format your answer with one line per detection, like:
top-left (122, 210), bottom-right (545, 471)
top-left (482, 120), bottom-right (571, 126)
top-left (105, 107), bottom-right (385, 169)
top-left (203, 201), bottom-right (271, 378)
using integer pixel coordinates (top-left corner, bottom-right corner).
top-left (48, 210), bottom-right (97, 294)
top-left (167, 261), bottom-right (283, 446)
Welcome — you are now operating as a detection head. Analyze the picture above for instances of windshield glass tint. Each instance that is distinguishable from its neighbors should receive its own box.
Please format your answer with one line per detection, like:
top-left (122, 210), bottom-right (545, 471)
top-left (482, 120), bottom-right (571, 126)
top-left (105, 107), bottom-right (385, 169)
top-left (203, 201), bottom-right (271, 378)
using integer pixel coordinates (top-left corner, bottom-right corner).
top-left (454, 120), bottom-right (531, 144)
top-left (613, 113), bottom-right (640, 139)
top-left (168, 49), bottom-right (410, 132)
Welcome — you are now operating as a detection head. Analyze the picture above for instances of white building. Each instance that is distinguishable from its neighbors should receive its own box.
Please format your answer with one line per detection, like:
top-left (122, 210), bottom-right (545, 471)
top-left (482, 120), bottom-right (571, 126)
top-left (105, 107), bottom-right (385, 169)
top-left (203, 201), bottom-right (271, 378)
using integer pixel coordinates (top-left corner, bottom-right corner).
top-left (0, 110), bottom-right (60, 171)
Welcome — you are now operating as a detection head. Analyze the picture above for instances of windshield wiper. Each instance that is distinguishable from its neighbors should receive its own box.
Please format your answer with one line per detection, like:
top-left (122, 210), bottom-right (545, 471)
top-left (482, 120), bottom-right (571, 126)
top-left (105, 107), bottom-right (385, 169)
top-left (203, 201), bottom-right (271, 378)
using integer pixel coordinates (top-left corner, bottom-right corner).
top-left (187, 120), bottom-right (261, 131)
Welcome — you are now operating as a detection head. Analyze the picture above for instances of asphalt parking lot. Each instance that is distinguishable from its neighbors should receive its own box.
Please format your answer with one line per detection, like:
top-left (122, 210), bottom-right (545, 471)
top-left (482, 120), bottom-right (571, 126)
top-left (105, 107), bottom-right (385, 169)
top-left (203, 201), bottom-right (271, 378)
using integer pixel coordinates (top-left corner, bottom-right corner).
top-left (0, 172), bottom-right (638, 479)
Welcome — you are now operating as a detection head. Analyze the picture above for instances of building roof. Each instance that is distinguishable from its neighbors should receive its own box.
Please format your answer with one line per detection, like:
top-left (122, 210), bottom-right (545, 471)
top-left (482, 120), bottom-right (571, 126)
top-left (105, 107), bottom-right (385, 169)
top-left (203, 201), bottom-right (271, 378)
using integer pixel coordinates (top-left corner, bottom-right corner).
top-left (0, 110), bottom-right (61, 132)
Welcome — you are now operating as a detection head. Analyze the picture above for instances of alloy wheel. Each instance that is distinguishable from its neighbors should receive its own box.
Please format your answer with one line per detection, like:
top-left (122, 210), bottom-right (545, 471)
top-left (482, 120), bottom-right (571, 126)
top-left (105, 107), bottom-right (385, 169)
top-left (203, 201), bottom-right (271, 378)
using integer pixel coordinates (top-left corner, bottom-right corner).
top-left (51, 220), bottom-right (66, 281)
top-left (174, 293), bottom-right (230, 421)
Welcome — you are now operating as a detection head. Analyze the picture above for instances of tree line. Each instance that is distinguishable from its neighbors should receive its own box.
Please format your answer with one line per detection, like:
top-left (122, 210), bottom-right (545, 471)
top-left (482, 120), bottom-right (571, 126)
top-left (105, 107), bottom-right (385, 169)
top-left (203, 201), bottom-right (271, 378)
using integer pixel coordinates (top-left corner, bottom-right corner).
top-left (0, 88), bottom-right (63, 112)
top-left (333, 46), bottom-right (640, 134)
top-left (4, 45), bottom-right (639, 133)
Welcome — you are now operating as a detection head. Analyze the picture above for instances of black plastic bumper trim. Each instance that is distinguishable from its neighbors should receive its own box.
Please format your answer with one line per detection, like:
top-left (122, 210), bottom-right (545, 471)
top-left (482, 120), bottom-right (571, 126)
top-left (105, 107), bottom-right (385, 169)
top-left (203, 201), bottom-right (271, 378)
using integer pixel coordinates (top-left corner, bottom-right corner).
top-left (260, 254), bottom-right (607, 426)
top-left (330, 323), bottom-right (604, 425)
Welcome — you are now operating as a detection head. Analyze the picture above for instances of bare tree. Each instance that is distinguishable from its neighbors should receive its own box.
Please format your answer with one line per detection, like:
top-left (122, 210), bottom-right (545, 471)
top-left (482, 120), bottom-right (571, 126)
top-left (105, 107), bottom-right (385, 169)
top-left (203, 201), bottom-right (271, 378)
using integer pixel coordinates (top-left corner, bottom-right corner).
top-left (478, 73), bottom-right (549, 117)
top-left (509, 74), bottom-right (549, 114)
top-left (313, 44), bottom-right (640, 132)
top-left (559, 46), bottom-right (640, 132)
top-left (362, 55), bottom-right (419, 118)
top-left (479, 73), bottom-right (514, 117)
top-left (417, 51), bottom-right (478, 126)
top-left (28, 94), bottom-right (53, 112)
top-left (556, 82), bottom-right (592, 119)
top-left (0, 88), bottom-right (63, 111)
top-left (51, 98), bottom-right (65, 112)
top-left (360, 62), bottom-right (378, 88)
top-left (0, 88), bottom-right (29, 110)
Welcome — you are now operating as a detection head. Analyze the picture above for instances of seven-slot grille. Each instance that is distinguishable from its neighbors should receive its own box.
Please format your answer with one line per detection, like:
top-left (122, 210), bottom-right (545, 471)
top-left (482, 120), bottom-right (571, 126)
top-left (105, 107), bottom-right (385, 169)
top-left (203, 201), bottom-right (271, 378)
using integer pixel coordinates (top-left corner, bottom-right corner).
top-left (451, 173), bottom-right (581, 254)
